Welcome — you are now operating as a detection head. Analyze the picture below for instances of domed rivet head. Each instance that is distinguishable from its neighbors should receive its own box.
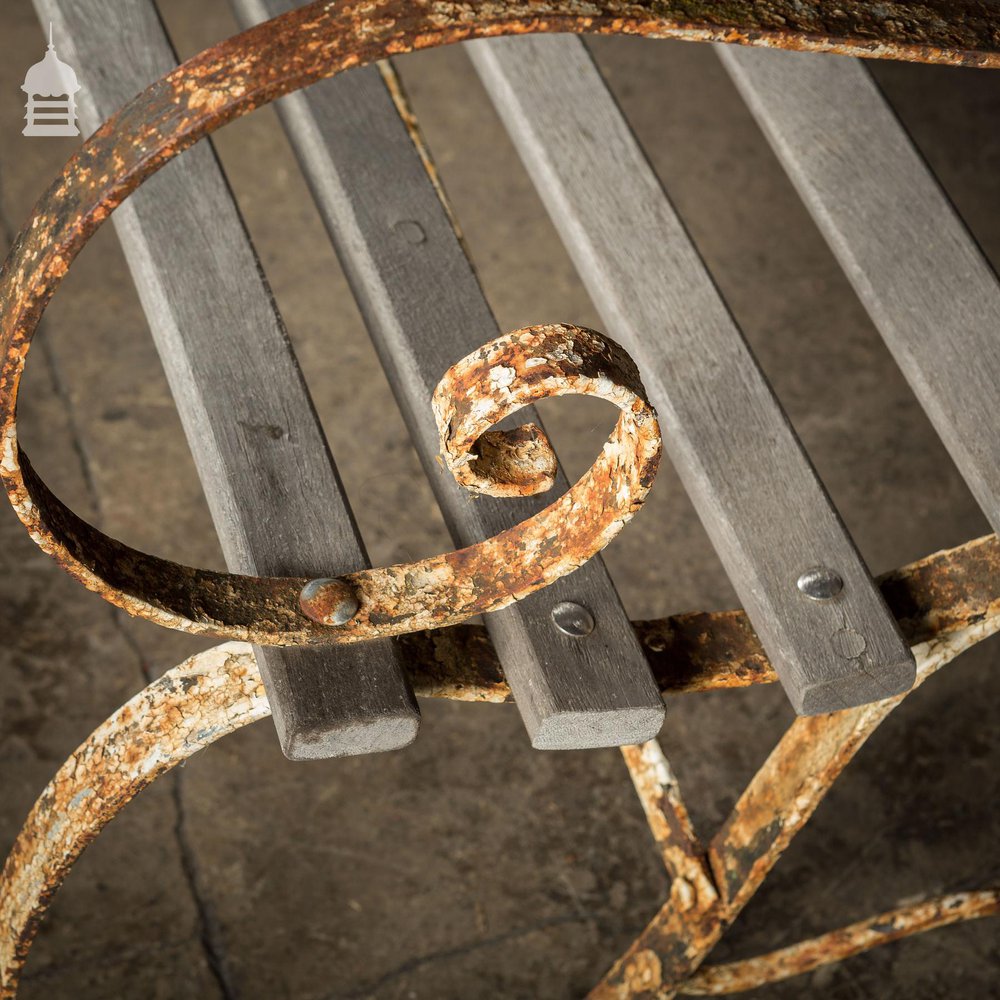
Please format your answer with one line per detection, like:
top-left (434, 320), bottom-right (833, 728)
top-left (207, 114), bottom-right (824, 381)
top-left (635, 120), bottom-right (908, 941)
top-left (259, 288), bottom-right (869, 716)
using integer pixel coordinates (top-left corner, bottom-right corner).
top-left (796, 566), bottom-right (844, 602)
top-left (393, 219), bottom-right (427, 245)
top-left (300, 577), bottom-right (361, 626)
top-left (551, 601), bottom-right (595, 637)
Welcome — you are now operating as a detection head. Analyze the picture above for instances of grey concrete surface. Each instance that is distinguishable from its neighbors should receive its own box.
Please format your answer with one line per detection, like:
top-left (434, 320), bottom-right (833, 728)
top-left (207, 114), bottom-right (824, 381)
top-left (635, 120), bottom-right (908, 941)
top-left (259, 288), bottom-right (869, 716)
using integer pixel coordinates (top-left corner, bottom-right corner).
top-left (1, 2), bottom-right (998, 997)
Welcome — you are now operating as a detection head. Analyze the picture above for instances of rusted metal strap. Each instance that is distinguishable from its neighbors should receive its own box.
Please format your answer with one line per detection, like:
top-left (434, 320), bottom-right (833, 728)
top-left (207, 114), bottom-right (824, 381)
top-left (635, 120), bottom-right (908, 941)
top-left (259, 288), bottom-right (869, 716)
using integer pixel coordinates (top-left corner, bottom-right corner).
top-left (0, 644), bottom-right (267, 999)
top-left (3, 535), bottom-right (998, 998)
top-left (591, 548), bottom-right (1000, 998)
top-left (399, 533), bottom-right (1000, 701)
top-left (620, 741), bottom-right (720, 927)
top-left (2, 1), bottom-right (1000, 657)
top-left (680, 890), bottom-right (1000, 995)
top-left (4, 321), bottom-right (661, 644)
top-left (592, 624), bottom-right (1000, 997)
top-left (705, 625), bottom-right (991, 918)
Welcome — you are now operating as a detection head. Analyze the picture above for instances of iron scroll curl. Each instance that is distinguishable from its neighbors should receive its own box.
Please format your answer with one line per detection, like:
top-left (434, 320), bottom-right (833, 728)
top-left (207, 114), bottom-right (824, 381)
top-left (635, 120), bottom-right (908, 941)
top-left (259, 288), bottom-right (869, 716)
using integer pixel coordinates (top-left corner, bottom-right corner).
top-left (1, 6), bottom-right (999, 996)
top-left (3, 0), bottom-right (999, 644)
top-left (0, 3), bottom-right (704, 645)
top-left (4, 311), bottom-right (660, 642)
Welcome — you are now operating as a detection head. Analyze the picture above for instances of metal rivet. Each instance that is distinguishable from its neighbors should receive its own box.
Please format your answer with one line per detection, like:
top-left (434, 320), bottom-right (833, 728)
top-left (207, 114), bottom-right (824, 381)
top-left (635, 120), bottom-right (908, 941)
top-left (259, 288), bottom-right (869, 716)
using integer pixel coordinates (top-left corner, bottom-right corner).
top-left (796, 566), bottom-right (844, 601)
top-left (831, 627), bottom-right (867, 660)
top-left (644, 633), bottom-right (666, 653)
top-left (299, 577), bottom-right (361, 626)
top-left (551, 601), bottom-right (595, 637)
top-left (393, 219), bottom-right (427, 245)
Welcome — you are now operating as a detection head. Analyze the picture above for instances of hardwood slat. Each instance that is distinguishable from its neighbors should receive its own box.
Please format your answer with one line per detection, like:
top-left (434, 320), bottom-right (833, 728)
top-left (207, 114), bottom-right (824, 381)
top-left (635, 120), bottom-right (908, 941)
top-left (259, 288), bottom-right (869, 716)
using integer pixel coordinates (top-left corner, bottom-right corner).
top-left (718, 45), bottom-right (1000, 536)
top-left (35, 0), bottom-right (419, 759)
top-left (230, 0), bottom-right (665, 749)
top-left (469, 35), bottom-right (914, 714)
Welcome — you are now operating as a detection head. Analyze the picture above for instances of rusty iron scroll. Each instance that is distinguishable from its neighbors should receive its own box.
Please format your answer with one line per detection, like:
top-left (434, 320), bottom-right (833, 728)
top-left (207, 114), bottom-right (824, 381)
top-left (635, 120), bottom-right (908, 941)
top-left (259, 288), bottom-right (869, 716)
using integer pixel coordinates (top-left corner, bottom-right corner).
top-left (2, 535), bottom-right (999, 998)
top-left (2, 3), bottom-right (1000, 997)
top-left (3, 315), bottom-right (661, 643)
top-left (3, 0), bottom-right (1000, 648)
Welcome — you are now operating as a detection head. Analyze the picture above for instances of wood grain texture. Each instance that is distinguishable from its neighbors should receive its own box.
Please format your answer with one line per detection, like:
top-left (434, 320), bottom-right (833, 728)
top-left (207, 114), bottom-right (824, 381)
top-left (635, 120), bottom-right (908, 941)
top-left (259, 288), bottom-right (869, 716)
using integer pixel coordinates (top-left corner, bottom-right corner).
top-left (469, 34), bottom-right (914, 714)
top-left (718, 45), bottom-right (1000, 537)
top-left (231, 0), bottom-right (665, 749)
top-left (36, 0), bottom-right (418, 759)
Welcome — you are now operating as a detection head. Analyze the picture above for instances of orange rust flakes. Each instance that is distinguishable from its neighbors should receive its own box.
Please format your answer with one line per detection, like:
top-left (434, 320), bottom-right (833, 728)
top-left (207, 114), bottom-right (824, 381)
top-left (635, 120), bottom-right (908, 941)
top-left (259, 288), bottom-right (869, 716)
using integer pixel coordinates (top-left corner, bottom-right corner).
top-left (0, 644), bottom-right (268, 998)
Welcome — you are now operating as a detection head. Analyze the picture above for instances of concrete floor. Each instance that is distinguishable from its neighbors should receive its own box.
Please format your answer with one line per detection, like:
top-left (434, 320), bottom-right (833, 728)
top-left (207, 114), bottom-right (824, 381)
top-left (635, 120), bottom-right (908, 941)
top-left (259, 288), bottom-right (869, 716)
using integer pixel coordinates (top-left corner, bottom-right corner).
top-left (1, 2), bottom-right (998, 997)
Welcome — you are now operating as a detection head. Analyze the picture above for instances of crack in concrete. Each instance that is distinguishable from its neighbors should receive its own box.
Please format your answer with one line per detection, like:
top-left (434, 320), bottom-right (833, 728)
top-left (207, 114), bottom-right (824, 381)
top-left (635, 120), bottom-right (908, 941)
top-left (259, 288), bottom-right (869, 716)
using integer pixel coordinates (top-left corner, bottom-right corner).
top-left (36, 334), bottom-right (104, 520)
top-left (0, 161), bottom-right (236, 1000)
top-left (336, 911), bottom-right (603, 999)
top-left (172, 771), bottom-right (240, 1000)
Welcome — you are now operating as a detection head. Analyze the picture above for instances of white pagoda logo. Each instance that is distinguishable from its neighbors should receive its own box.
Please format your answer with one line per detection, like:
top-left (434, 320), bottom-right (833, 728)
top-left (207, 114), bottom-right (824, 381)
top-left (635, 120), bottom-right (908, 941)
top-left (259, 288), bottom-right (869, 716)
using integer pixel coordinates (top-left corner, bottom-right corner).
top-left (22, 24), bottom-right (81, 137)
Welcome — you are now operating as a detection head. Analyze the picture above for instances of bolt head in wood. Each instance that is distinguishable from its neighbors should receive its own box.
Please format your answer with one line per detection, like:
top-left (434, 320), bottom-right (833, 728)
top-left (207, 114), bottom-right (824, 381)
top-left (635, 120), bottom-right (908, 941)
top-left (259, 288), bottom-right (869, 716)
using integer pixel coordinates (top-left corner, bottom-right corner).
top-left (551, 601), bottom-right (595, 637)
top-left (796, 566), bottom-right (844, 601)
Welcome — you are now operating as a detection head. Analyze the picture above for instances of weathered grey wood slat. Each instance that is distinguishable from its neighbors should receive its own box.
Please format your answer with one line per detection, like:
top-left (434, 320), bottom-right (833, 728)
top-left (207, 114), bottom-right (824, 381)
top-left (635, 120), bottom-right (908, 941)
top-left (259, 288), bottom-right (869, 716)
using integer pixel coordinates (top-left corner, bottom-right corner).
top-left (230, 0), bottom-right (665, 749)
top-left (718, 46), bottom-right (1000, 537)
top-left (36, 0), bottom-right (419, 759)
top-left (469, 35), bottom-right (915, 714)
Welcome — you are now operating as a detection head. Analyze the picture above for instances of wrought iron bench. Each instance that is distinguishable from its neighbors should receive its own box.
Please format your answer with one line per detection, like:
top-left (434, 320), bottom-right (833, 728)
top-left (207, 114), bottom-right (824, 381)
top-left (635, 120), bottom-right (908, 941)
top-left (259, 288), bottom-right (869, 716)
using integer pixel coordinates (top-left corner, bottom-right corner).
top-left (1, 1), bottom-right (998, 996)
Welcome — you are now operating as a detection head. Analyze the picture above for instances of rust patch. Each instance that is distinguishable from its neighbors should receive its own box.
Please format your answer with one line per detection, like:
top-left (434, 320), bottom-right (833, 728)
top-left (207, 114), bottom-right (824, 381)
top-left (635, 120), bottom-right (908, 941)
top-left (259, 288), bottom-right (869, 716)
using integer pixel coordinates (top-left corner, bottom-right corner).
top-left (300, 324), bottom-right (661, 630)
top-left (407, 535), bottom-right (1000, 702)
top-left (0, 644), bottom-right (267, 999)
top-left (593, 582), bottom-right (1000, 999)
top-left (3, 530), bottom-right (999, 998)
top-left (682, 891), bottom-right (1000, 995)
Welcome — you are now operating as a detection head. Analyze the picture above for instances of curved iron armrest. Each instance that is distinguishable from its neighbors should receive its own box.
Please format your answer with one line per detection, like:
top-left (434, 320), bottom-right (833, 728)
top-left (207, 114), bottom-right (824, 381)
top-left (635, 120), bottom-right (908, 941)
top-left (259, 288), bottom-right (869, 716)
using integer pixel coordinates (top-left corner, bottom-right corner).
top-left (2, 534), bottom-right (998, 998)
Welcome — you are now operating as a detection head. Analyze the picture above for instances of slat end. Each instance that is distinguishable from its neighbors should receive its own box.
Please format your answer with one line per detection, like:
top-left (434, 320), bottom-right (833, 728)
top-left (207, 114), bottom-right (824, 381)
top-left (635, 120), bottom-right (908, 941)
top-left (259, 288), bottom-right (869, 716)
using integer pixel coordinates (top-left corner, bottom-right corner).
top-left (793, 652), bottom-right (917, 716)
top-left (529, 704), bottom-right (666, 751)
top-left (276, 705), bottom-right (421, 761)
